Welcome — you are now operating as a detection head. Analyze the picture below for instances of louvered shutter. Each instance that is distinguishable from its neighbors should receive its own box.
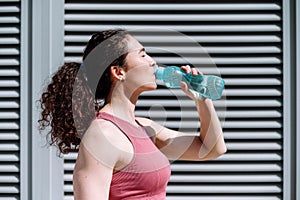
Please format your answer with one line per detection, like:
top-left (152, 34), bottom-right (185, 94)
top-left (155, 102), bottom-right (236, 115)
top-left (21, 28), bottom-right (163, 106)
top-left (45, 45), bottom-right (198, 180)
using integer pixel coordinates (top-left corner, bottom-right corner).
top-left (0, 0), bottom-right (20, 199)
top-left (64, 1), bottom-right (283, 199)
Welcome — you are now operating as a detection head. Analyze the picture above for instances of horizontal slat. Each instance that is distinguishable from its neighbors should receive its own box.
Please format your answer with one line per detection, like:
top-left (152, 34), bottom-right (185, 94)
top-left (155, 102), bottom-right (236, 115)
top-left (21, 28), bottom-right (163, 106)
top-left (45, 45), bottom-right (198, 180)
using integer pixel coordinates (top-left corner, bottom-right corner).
top-left (224, 131), bottom-right (282, 140)
top-left (226, 142), bottom-right (281, 150)
top-left (65, 14), bottom-right (280, 22)
top-left (0, 38), bottom-right (19, 44)
top-left (71, 194), bottom-right (282, 200)
top-left (0, 197), bottom-right (18, 200)
top-left (140, 89), bottom-right (282, 97)
top-left (0, 91), bottom-right (19, 98)
top-left (0, 101), bottom-right (19, 108)
top-left (0, 59), bottom-right (19, 66)
top-left (0, 122), bottom-right (19, 130)
top-left (65, 3), bottom-right (281, 11)
top-left (0, 17), bottom-right (19, 23)
top-left (0, 132), bottom-right (19, 140)
top-left (64, 163), bottom-right (75, 171)
top-left (0, 186), bottom-right (19, 193)
top-left (65, 46), bottom-right (281, 54)
top-left (162, 120), bottom-right (282, 129)
top-left (224, 89), bottom-right (281, 97)
top-left (0, 6), bottom-right (20, 13)
top-left (64, 35), bottom-right (281, 43)
top-left (64, 174), bottom-right (72, 181)
top-left (0, 112), bottom-right (19, 119)
top-left (155, 56), bottom-right (281, 65)
top-left (0, 154), bottom-right (19, 162)
top-left (0, 0), bottom-right (20, 2)
top-left (204, 67), bottom-right (281, 75)
top-left (171, 163), bottom-right (281, 172)
top-left (157, 131), bottom-right (281, 140)
top-left (166, 185), bottom-right (281, 193)
top-left (0, 80), bottom-right (19, 87)
top-left (0, 175), bottom-right (19, 183)
top-left (63, 173), bottom-right (281, 183)
top-left (0, 164), bottom-right (19, 172)
top-left (65, 25), bottom-right (281, 32)
top-left (225, 78), bottom-right (281, 85)
top-left (63, 162), bottom-right (281, 172)
top-left (0, 143), bottom-right (19, 151)
top-left (137, 35), bottom-right (282, 43)
top-left (157, 120), bottom-right (281, 129)
top-left (64, 152), bottom-right (78, 160)
top-left (135, 110), bottom-right (281, 118)
top-left (166, 196), bottom-right (281, 200)
top-left (148, 46), bottom-right (281, 54)
top-left (169, 174), bottom-right (281, 183)
top-left (65, 196), bottom-right (75, 200)
top-left (0, 48), bottom-right (19, 55)
top-left (137, 99), bottom-right (282, 107)
top-left (0, 27), bottom-right (19, 34)
top-left (0, 69), bottom-right (20, 76)
top-left (63, 184), bottom-right (281, 193)
top-left (65, 55), bottom-right (281, 65)
top-left (217, 153), bottom-right (281, 161)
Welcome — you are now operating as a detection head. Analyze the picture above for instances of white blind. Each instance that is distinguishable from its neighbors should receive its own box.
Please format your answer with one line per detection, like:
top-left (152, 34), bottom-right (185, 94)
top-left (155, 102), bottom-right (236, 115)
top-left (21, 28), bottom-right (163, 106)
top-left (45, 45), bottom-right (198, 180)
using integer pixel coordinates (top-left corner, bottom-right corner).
top-left (0, 0), bottom-right (20, 199)
top-left (64, 1), bottom-right (283, 199)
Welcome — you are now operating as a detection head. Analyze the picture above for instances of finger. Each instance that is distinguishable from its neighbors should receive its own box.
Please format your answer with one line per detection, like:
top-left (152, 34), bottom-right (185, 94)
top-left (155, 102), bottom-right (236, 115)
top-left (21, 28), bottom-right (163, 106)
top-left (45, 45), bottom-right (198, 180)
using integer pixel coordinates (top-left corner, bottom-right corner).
top-left (191, 68), bottom-right (197, 76)
top-left (181, 65), bottom-right (191, 73)
top-left (197, 69), bottom-right (203, 75)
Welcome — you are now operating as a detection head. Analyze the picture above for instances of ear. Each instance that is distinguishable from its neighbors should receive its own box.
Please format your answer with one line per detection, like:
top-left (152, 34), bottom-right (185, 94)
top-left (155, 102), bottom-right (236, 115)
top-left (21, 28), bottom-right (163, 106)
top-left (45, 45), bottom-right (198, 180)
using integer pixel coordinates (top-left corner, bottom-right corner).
top-left (110, 66), bottom-right (126, 81)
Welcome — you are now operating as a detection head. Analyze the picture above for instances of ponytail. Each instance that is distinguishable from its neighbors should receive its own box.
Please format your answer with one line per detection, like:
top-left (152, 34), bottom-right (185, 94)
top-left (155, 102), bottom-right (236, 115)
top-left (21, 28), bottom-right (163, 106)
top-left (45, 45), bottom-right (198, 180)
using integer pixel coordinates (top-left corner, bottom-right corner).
top-left (38, 62), bottom-right (95, 154)
top-left (38, 29), bottom-right (131, 154)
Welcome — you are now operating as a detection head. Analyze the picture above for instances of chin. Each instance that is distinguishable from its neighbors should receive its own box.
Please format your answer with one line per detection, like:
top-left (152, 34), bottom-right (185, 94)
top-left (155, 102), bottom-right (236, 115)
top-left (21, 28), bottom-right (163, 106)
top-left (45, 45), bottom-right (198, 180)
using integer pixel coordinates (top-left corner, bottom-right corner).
top-left (139, 82), bottom-right (157, 92)
top-left (145, 83), bottom-right (157, 91)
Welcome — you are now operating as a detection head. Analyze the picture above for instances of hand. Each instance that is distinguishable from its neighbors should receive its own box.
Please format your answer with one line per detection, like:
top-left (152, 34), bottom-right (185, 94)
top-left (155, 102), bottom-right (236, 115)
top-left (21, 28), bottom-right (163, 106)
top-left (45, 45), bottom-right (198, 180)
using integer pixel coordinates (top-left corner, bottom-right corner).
top-left (180, 65), bottom-right (206, 101)
top-left (181, 65), bottom-right (203, 76)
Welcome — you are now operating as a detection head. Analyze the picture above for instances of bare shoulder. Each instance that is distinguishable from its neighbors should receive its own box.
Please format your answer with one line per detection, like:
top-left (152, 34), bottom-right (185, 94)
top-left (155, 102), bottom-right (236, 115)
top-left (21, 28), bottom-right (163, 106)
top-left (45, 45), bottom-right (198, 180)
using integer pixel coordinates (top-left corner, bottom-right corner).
top-left (82, 118), bottom-right (123, 143)
top-left (79, 118), bottom-right (132, 169)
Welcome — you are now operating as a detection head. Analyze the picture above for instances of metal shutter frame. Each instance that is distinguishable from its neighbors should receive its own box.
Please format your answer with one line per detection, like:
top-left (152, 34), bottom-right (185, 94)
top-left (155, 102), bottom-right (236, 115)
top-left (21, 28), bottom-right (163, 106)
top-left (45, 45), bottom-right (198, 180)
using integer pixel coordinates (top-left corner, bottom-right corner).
top-left (64, 1), bottom-right (283, 199)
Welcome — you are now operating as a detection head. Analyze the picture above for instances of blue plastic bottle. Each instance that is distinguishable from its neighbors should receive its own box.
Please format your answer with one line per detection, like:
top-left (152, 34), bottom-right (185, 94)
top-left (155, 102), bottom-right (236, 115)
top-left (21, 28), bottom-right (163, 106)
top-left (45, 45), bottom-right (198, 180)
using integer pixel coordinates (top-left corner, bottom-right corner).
top-left (155, 66), bottom-right (225, 100)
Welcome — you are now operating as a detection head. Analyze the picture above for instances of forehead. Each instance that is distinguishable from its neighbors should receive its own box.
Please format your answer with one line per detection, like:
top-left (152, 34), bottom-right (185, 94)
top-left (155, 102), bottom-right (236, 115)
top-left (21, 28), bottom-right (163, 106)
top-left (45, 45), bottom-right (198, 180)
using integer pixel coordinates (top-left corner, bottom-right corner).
top-left (126, 35), bottom-right (143, 52)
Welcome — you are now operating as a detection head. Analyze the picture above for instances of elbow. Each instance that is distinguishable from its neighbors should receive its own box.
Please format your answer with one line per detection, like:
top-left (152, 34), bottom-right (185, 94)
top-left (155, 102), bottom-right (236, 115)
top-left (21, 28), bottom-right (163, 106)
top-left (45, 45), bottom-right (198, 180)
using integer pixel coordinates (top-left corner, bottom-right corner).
top-left (214, 144), bottom-right (227, 158)
top-left (218, 145), bottom-right (227, 155)
top-left (198, 145), bottom-right (227, 161)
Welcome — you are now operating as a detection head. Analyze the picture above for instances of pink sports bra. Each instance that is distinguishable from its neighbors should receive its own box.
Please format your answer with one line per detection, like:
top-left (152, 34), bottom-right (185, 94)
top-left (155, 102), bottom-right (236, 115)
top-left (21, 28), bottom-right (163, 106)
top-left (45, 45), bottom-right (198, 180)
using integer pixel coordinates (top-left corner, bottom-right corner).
top-left (96, 112), bottom-right (171, 200)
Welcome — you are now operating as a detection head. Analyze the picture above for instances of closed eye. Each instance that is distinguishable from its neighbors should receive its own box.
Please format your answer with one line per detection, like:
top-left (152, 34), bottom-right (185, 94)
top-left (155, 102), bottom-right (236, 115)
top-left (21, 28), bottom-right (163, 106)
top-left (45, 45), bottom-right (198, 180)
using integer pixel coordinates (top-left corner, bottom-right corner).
top-left (138, 48), bottom-right (147, 57)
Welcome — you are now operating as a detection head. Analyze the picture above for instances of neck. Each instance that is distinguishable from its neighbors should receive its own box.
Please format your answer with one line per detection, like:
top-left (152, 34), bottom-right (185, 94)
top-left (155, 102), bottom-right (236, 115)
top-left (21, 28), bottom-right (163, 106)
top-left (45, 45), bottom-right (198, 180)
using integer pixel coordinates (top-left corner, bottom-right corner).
top-left (101, 83), bottom-right (140, 124)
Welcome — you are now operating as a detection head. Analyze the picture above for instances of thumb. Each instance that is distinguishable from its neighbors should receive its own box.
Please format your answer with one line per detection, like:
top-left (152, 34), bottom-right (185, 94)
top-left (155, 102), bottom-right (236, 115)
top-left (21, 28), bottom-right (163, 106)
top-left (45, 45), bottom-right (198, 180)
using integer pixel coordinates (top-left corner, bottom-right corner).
top-left (181, 81), bottom-right (204, 101)
top-left (181, 81), bottom-right (188, 91)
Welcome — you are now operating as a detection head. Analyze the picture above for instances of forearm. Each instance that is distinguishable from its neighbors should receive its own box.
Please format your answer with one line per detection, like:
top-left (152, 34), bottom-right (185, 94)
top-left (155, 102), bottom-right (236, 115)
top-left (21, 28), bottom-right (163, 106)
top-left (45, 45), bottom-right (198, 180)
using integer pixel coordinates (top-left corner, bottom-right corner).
top-left (196, 98), bottom-right (227, 159)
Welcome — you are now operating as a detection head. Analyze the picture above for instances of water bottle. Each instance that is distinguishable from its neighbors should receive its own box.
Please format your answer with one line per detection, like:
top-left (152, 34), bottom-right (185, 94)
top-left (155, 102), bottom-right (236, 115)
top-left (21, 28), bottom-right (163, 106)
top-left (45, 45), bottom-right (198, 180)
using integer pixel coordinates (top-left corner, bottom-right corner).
top-left (155, 65), bottom-right (225, 100)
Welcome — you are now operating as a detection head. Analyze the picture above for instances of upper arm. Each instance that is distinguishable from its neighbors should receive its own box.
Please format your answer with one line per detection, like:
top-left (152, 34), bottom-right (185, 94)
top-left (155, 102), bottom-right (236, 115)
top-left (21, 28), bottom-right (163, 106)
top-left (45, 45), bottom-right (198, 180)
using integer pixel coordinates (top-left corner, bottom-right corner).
top-left (136, 117), bottom-right (202, 160)
top-left (73, 119), bottom-right (124, 200)
top-left (73, 143), bottom-right (113, 200)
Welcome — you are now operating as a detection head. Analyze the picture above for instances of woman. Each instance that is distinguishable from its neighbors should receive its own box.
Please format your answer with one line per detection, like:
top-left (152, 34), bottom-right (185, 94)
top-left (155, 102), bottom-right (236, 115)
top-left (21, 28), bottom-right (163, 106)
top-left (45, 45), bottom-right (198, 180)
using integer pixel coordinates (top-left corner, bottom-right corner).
top-left (38, 29), bottom-right (226, 200)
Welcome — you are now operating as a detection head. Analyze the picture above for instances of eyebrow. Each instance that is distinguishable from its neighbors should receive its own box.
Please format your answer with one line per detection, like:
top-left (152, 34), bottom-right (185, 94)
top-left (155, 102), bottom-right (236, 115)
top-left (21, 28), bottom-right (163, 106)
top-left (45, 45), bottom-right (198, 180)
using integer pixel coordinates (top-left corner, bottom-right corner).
top-left (138, 48), bottom-right (145, 54)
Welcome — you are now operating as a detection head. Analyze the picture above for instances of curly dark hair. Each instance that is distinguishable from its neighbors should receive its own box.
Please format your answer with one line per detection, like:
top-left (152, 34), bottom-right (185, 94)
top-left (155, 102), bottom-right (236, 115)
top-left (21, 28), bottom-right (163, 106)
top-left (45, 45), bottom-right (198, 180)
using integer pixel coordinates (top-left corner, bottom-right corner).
top-left (38, 29), bottom-right (131, 154)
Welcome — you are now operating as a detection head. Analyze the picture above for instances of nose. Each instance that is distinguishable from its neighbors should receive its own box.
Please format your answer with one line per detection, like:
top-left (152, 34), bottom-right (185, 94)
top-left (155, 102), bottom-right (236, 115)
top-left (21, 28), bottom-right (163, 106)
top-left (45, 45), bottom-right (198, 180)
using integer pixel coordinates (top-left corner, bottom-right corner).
top-left (149, 56), bottom-right (157, 67)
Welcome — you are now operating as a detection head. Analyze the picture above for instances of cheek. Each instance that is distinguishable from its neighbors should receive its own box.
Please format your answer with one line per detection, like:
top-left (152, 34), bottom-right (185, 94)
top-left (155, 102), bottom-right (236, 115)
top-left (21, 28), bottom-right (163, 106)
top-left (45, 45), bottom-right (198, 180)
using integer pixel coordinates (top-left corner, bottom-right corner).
top-left (126, 66), bottom-right (154, 85)
top-left (125, 55), bottom-right (148, 69)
